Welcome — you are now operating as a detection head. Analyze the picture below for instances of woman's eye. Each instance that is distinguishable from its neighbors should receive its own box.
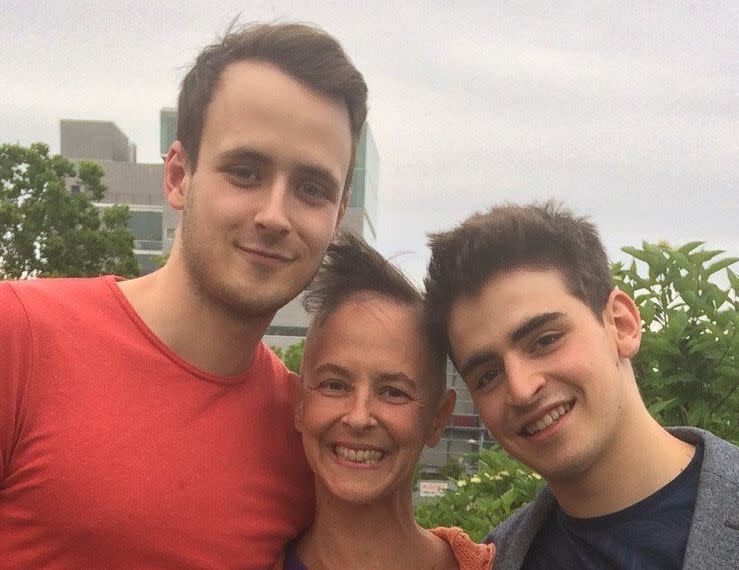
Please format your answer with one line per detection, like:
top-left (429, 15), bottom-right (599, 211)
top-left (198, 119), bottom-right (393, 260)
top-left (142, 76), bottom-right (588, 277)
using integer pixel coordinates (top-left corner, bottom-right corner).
top-left (380, 386), bottom-right (411, 402)
top-left (317, 379), bottom-right (348, 395)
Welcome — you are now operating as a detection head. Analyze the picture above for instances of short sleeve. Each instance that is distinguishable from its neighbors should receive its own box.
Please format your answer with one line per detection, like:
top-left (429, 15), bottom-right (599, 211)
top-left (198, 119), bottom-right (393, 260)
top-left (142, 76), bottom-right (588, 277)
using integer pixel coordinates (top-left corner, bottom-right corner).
top-left (0, 282), bottom-right (33, 481)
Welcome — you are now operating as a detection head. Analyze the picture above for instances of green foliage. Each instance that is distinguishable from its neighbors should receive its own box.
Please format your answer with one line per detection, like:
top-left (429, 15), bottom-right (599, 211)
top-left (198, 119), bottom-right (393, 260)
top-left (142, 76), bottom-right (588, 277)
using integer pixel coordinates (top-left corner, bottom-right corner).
top-left (0, 142), bottom-right (139, 279)
top-left (415, 446), bottom-right (543, 542)
top-left (413, 459), bottom-right (465, 492)
top-left (613, 241), bottom-right (739, 443)
top-left (437, 458), bottom-right (465, 481)
top-left (271, 339), bottom-right (305, 374)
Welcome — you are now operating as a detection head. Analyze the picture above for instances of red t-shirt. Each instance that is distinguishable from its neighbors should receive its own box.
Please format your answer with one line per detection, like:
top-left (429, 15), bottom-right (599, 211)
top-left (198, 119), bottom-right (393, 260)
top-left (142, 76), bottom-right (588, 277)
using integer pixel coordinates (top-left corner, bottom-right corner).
top-left (0, 277), bottom-right (314, 568)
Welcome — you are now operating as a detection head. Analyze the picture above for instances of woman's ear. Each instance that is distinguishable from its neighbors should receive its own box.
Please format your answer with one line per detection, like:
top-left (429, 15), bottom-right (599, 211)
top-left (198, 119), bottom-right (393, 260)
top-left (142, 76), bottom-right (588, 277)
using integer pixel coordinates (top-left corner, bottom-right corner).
top-left (604, 289), bottom-right (642, 359)
top-left (426, 389), bottom-right (456, 447)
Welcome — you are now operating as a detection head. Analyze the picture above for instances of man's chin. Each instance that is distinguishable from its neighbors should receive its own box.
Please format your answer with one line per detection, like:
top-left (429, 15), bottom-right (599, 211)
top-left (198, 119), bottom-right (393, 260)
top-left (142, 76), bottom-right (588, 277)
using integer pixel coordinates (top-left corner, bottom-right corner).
top-left (215, 287), bottom-right (298, 321)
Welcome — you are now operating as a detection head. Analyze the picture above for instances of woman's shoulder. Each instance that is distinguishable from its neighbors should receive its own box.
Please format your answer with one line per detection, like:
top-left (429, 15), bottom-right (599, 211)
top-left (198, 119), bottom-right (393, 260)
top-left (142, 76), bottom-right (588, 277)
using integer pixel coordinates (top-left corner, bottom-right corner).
top-left (430, 527), bottom-right (495, 570)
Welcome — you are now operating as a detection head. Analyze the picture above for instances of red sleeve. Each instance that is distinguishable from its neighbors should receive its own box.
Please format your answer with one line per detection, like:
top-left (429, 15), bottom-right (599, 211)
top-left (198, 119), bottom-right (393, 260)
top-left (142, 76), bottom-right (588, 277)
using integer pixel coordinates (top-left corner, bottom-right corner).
top-left (0, 282), bottom-right (33, 481)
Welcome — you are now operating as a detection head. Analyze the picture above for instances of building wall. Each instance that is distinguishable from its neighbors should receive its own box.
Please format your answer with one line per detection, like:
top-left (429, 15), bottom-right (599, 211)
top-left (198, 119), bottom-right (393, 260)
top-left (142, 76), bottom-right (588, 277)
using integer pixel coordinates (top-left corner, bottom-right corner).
top-left (92, 160), bottom-right (164, 206)
top-left (60, 120), bottom-right (134, 163)
top-left (60, 120), bottom-right (166, 275)
top-left (419, 364), bottom-right (494, 469)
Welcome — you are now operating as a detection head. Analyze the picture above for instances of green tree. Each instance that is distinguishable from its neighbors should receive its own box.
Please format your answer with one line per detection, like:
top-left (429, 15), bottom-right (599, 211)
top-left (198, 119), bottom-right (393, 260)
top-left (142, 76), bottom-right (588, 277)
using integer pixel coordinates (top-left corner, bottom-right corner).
top-left (613, 241), bottom-right (739, 443)
top-left (271, 339), bottom-right (305, 374)
top-left (0, 142), bottom-right (139, 279)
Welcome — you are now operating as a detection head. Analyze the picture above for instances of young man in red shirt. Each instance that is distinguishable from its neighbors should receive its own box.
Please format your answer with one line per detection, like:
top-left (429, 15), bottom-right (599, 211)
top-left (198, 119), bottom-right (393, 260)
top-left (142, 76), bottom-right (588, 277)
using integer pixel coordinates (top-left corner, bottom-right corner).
top-left (1, 23), bottom-right (367, 568)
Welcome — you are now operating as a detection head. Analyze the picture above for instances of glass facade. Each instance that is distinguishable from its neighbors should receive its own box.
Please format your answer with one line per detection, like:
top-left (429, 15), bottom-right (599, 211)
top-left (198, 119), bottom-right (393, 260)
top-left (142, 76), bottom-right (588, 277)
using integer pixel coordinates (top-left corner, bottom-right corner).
top-left (128, 210), bottom-right (163, 251)
top-left (349, 125), bottom-right (379, 240)
top-left (160, 108), bottom-right (177, 156)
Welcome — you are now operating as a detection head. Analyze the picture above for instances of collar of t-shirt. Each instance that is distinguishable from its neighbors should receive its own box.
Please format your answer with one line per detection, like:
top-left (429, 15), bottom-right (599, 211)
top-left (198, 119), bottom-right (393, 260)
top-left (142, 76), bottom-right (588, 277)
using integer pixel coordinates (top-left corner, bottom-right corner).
top-left (559, 442), bottom-right (703, 530)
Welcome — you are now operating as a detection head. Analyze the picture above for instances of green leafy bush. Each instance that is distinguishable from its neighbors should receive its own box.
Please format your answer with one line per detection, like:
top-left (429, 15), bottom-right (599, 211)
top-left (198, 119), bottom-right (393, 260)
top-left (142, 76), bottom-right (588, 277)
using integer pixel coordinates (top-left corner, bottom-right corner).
top-left (613, 241), bottom-right (739, 443)
top-left (415, 446), bottom-right (543, 542)
top-left (270, 339), bottom-right (305, 374)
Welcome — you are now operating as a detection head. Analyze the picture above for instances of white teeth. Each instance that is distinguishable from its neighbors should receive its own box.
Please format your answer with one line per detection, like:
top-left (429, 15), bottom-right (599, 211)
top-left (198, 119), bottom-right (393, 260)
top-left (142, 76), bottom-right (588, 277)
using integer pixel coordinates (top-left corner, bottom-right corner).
top-left (334, 445), bottom-right (384, 464)
top-left (525, 402), bottom-right (572, 435)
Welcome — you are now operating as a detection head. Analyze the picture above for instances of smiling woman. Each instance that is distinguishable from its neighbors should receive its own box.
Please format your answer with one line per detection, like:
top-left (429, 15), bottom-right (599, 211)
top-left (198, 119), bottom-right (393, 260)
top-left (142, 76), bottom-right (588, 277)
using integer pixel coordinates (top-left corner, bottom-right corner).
top-left (274, 233), bottom-right (494, 570)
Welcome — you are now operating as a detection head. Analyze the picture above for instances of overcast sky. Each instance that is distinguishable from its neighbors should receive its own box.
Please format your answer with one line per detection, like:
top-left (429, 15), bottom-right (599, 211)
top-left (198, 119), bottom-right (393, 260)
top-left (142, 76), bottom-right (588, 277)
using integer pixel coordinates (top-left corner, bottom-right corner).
top-left (2, 1), bottom-right (737, 283)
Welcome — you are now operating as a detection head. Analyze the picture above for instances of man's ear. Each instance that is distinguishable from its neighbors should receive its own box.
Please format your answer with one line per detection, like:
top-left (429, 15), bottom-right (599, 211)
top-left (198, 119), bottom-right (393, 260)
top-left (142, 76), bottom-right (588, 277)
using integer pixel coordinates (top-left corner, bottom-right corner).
top-left (164, 141), bottom-right (190, 211)
top-left (290, 372), bottom-right (305, 432)
top-left (604, 289), bottom-right (642, 359)
top-left (426, 389), bottom-right (456, 447)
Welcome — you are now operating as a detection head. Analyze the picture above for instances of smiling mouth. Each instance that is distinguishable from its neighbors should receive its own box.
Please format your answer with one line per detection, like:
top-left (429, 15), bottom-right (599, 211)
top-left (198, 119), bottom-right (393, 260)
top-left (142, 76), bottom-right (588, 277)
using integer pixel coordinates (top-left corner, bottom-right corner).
top-left (236, 244), bottom-right (293, 262)
top-left (333, 445), bottom-right (387, 464)
top-left (522, 401), bottom-right (575, 436)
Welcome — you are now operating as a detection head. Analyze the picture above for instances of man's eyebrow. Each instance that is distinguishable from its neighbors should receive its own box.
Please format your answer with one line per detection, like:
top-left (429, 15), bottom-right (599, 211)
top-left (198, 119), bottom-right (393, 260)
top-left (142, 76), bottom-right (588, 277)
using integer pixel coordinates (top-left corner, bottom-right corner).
top-left (457, 312), bottom-right (565, 378)
top-left (458, 351), bottom-right (497, 378)
top-left (216, 147), bottom-right (271, 164)
top-left (217, 146), bottom-right (342, 191)
top-left (293, 163), bottom-right (342, 193)
top-left (508, 312), bottom-right (564, 344)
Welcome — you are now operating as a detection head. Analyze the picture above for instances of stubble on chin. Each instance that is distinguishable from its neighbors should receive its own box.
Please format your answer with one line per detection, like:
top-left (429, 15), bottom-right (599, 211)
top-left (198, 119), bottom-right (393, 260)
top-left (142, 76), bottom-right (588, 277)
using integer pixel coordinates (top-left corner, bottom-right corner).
top-left (180, 225), bottom-right (320, 322)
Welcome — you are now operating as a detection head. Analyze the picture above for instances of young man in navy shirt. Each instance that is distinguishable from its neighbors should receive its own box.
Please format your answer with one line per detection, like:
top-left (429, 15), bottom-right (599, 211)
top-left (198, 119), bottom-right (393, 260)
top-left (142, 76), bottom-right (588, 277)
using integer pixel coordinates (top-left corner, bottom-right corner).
top-left (425, 202), bottom-right (739, 569)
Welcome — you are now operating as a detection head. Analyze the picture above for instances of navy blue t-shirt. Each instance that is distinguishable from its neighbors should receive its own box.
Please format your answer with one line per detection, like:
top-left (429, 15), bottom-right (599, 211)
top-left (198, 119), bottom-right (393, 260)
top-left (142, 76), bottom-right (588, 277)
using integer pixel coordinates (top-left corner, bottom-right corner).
top-left (522, 444), bottom-right (702, 570)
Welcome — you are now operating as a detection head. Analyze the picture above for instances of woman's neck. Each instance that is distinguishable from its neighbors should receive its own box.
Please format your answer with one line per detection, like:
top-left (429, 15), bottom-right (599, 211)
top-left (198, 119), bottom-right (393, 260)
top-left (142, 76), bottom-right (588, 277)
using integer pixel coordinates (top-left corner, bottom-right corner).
top-left (297, 489), bottom-right (454, 570)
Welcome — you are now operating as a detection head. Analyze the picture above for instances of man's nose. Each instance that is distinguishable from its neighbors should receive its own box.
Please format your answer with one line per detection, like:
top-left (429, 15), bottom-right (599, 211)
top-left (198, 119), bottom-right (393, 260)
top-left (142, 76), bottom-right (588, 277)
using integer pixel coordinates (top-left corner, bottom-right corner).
top-left (504, 358), bottom-right (545, 407)
top-left (254, 177), bottom-right (291, 235)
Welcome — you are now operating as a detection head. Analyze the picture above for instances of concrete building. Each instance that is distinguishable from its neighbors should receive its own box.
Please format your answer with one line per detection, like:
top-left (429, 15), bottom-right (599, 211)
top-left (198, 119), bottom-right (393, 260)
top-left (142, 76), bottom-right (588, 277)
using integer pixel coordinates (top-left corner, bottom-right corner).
top-left (421, 365), bottom-right (494, 471)
top-left (60, 120), bottom-right (167, 274)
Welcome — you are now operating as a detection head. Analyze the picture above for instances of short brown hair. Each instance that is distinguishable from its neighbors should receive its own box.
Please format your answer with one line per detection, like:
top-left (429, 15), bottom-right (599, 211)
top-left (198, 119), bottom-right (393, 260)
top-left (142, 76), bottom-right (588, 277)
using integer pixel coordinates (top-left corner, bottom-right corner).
top-left (303, 232), bottom-right (447, 396)
top-left (424, 201), bottom-right (614, 357)
top-left (177, 22), bottom-right (368, 191)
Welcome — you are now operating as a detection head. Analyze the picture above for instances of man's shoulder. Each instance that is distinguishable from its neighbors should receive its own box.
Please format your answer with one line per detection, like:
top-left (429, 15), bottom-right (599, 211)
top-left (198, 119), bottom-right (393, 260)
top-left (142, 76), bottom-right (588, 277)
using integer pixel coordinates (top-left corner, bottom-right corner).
top-left (668, 426), bottom-right (739, 483)
top-left (485, 486), bottom-right (556, 568)
top-left (255, 342), bottom-right (291, 379)
top-left (669, 427), bottom-right (739, 568)
top-left (2, 276), bottom-right (112, 310)
top-left (2, 277), bottom-right (116, 336)
top-left (250, 342), bottom-right (296, 401)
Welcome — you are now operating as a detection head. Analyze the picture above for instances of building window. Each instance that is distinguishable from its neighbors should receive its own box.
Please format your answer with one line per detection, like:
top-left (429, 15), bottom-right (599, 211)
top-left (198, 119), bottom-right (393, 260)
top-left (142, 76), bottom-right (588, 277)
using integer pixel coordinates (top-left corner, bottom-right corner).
top-left (128, 211), bottom-right (163, 250)
top-left (70, 184), bottom-right (81, 194)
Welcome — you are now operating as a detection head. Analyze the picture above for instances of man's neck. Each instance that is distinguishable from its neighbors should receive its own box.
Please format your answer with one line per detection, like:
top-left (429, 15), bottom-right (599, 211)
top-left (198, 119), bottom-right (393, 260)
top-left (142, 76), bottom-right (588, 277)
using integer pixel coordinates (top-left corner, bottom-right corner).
top-left (549, 409), bottom-right (696, 518)
top-left (117, 262), bottom-right (273, 377)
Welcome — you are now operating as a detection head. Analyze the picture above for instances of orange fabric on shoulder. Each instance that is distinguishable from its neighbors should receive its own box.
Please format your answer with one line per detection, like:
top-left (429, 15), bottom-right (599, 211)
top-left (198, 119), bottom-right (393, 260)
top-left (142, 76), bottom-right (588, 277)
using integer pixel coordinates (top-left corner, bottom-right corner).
top-left (431, 526), bottom-right (496, 569)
